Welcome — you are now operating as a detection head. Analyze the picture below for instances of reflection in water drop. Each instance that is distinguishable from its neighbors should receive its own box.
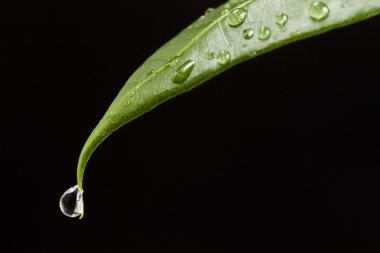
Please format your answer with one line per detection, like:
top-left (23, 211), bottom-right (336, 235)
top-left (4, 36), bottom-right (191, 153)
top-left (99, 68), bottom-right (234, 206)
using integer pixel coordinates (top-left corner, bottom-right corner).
top-left (172, 60), bottom-right (196, 84)
top-left (227, 8), bottom-right (248, 27)
top-left (257, 26), bottom-right (271, 41)
top-left (59, 185), bottom-right (84, 218)
top-left (308, 1), bottom-right (330, 21)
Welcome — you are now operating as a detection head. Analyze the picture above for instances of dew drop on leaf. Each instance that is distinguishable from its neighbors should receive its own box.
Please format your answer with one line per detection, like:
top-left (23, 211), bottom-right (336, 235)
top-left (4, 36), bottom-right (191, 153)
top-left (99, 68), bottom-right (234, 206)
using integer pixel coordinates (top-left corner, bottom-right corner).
top-left (290, 30), bottom-right (301, 36)
top-left (308, 1), bottom-right (330, 21)
top-left (221, 9), bottom-right (230, 15)
top-left (275, 13), bottom-right (288, 29)
top-left (243, 28), bottom-right (255, 39)
top-left (205, 7), bottom-right (215, 15)
top-left (257, 26), bottom-right (271, 40)
top-left (172, 60), bottom-right (195, 84)
top-left (146, 69), bottom-right (154, 77)
top-left (59, 185), bottom-right (84, 218)
top-left (217, 50), bottom-right (231, 65)
top-left (206, 51), bottom-right (215, 60)
top-left (227, 8), bottom-right (248, 27)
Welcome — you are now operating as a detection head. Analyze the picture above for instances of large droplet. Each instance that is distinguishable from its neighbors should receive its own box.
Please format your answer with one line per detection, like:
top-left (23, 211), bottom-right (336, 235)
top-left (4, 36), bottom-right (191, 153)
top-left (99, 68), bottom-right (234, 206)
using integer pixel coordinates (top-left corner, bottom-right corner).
top-left (308, 2), bottom-right (329, 21)
top-left (172, 60), bottom-right (195, 84)
top-left (275, 13), bottom-right (288, 29)
top-left (217, 50), bottom-right (231, 65)
top-left (227, 8), bottom-right (248, 27)
top-left (257, 26), bottom-right (271, 40)
top-left (59, 185), bottom-right (84, 218)
top-left (243, 28), bottom-right (255, 39)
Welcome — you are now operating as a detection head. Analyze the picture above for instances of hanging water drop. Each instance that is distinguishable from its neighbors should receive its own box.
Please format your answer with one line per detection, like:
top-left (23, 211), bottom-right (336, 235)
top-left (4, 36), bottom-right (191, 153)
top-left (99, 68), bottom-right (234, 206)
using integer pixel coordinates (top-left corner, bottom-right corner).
top-left (172, 60), bottom-right (195, 84)
top-left (308, 2), bottom-right (329, 21)
top-left (59, 185), bottom-right (84, 218)
top-left (243, 28), bottom-right (254, 39)
top-left (275, 13), bottom-right (288, 29)
top-left (227, 8), bottom-right (248, 27)
top-left (217, 50), bottom-right (231, 65)
top-left (257, 26), bottom-right (271, 40)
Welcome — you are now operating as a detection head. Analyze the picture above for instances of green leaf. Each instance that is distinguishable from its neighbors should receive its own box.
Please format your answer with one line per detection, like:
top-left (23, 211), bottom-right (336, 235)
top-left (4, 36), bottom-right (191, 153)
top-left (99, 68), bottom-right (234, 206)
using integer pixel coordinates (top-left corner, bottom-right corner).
top-left (76, 0), bottom-right (380, 192)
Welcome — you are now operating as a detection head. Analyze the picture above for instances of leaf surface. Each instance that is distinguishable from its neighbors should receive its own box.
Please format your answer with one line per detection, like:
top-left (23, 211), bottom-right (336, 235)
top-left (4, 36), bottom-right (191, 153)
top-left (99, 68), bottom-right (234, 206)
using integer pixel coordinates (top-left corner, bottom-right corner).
top-left (76, 0), bottom-right (380, 191)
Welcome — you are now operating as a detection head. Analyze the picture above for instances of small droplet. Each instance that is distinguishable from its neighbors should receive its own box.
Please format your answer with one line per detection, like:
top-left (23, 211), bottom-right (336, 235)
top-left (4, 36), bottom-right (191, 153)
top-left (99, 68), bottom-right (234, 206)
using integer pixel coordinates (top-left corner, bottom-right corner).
top-left (275, 13), bottom-right (288, 29)
top-left (257, 26), bottom-right (271, 41)
top-left (172, 60), bottom-right (195, 84)
top-left (308, 2), bottom-right (329, 21)
top-left (205, 7), bottom-right (215, 15)
top-left (249, 50), bottom-right (257, 57)
top-left (290, 30), bottom-right (300, 36)
top-left (206, 51), bottom-right (215, 60)
top-left (217, 50), bottom-right (231, 65)
top-left (109, 111), bottom-right (118, 124)
top-left (59, 185), bottom-right (84, 218)
top-left (227, 8), bottom-right (248, 27)
top-left (221, 9), bottom-right (230, 15)
top-left (146, 69), bottom-right (154, 77)
top-left (243, 28), bottom-right (254, 39)
top-left (242, 43), bottom-right (248, 48)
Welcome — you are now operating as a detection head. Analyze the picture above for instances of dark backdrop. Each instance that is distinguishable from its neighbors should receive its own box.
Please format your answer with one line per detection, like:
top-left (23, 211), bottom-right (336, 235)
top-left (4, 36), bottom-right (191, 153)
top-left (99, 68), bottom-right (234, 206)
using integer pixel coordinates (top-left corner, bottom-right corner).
top-left (1, 0), bottom-right (380, 252)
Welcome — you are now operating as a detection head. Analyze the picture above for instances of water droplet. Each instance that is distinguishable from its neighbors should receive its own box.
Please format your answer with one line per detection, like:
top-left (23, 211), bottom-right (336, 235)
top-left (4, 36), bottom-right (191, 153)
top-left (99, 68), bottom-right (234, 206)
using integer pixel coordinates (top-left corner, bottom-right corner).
top-left (257, 26), bottom-right (271, 41)
top-left (275, 13), bottom-right (288, 29)
top-left (217, 50), bottom-right (231, 65)
top-left (206, 51), bottom-right (215, 60)
top-left (290, 30), bottom-right (300, 36)
top-left (227, 8), bottom-right (248, 27)
top-left (146, 69), bottom-right (154, 77)
top-left (221, 9), bottom-right (230, 15)
top-left (109, 111), bottom-right (118, 124)
top-left (308, 2), bottom-right (329, 21)
top-left (242, 43), bottom-right (248, 48)
top-left (59, 185), bottom-right (84, 218)
top-left (205, 7), bottom-right (215, 15)
top-left (172, 60), bottom-right (195, 84)
top-left (243, 28), bottom-right (254, 39)
top-left (249, 50), bottom-right (257, 57)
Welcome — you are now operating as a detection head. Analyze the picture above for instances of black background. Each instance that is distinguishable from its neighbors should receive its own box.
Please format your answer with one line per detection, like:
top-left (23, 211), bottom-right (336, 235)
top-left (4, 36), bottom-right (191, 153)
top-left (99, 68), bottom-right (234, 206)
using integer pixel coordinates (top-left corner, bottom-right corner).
top-left (1, 0), bottom-right (380, 252)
